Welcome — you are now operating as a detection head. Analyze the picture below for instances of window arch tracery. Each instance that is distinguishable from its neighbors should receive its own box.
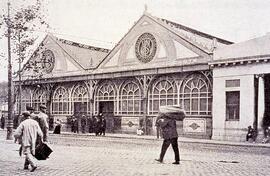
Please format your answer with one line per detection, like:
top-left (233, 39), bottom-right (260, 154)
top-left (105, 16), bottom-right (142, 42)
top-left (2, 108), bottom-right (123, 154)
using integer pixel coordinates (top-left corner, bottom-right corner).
top-left (180, 74), bottom-right (212, 116)
top-left (32, 88), bottom-right (47, 110)
top-left (148, 77), bottom-right (177, 114)
top-left (95, 81), bottom-right (116, 114)
top-left (72, 84), bottom-right (89, 115)
top-left (52, 86), bottom-right (69, 115)
top-left (15, 89), bottom-right (32, 113)
top-left (119, 81), bottom-right (142, 115)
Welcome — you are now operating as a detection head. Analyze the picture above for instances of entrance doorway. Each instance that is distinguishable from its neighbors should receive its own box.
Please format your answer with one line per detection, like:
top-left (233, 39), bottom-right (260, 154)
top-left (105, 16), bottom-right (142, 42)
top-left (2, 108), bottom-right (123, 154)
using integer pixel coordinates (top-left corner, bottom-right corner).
top-left (263, 75), bottom-right (270, 133)
top-left (99, 101), bottom-right (114, 132)
top-left (74, 102), bottom-right (87, 133)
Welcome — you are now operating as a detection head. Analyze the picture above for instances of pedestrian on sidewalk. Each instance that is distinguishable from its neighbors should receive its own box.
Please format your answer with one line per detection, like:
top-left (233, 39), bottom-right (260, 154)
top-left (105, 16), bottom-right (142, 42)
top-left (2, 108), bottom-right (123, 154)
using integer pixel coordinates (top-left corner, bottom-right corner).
top-left (33, 105), bottom-right (49, 145)
top-left (155, 119), bottom-right (162, 139)
top-left (246, 125), bottom-right (256, 142)
top-left (155, 113), bottom-right (180, 165)
top-left (14, 111), bottom-right (43, 172)
top-left (1, 114), bottom-right (5, 129)
top-left (81, 115), bottom-right (87, 133)
top-left (53, 119), bottom-right (62, 134)
top-left (99, 114), bottom-right (106, 136)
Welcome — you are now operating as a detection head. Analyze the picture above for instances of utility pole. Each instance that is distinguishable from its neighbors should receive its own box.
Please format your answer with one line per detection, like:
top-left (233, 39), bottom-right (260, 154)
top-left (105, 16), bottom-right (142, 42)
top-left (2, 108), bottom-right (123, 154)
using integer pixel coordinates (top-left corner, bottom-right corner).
top-left (6, 0), bottom-right (14, 140)
top-left (18, 32), bottom-right (22, 118)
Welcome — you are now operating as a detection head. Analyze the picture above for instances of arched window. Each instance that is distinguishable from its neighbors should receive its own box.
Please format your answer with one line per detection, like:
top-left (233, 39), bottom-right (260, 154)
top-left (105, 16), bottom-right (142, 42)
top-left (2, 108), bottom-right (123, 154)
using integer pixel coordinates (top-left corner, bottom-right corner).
top-left (32, 88), bottom-right (47, 111)
top-left (95, 81), bottom-right (116, 114)
top-left (180, 74), bottom-right (212, 116)
top-left (52, 87), bottom-right (69, 115)
top-left (148, 77), bottom-right (177, 114)
top-left (15, 89), bottom-right (32, 113)
top-left (120, 81), bottom-right (142, 115)
top-left (72, 85), bottom-right (89, 115)
top-left (96, 83), bottom-right (115, 101)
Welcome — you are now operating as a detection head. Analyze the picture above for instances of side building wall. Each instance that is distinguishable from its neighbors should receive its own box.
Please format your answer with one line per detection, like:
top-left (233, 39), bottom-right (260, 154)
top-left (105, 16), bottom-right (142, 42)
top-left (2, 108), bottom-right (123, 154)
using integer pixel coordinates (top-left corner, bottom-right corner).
top-left (212, 62), bottom-right (270, 141)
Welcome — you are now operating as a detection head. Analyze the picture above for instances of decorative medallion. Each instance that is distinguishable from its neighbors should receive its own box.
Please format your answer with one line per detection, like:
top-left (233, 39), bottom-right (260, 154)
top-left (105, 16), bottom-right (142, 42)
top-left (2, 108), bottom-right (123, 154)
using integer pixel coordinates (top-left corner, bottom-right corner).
top-left (128, 121), bottom-right (134, 127)
top-left (135, 33), bottom-right (157, 63)
top-left (41, 49), bottom-right (55, 73)
top-left (189, 123), bottom-right (200, 130)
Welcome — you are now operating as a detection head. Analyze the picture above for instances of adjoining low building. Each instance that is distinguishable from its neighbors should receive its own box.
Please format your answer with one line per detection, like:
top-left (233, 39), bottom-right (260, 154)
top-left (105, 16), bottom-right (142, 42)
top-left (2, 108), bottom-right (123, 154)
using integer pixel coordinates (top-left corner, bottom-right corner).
top-left (14, 12), bottom-right (235, 139)
top-left (210, 33), bottom-right (270, 141)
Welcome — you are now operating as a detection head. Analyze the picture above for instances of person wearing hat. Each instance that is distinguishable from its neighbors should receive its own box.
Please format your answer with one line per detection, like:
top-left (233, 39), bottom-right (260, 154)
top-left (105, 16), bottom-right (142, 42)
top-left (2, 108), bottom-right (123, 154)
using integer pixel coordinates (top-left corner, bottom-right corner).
top-left (14, 111), bottom-right (43, 172)
top-left (34, 105), bottom-right (49, 144)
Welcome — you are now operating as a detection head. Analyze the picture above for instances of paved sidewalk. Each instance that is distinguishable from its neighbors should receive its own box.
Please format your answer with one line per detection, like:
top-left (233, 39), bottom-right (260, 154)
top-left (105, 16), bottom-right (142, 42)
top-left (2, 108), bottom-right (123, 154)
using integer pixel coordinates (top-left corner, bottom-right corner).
top-left (51, 130), bottom-right (270, 148)
top-left (1, 129), bottom-right (270, 148)
top-left (0, 129), bottom-right (270, 176)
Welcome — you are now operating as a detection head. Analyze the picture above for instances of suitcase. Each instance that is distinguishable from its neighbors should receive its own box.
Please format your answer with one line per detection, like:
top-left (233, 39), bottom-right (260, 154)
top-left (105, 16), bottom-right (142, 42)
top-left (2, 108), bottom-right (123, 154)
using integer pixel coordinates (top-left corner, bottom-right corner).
top-left (34, 142), bottom-right (53, 160)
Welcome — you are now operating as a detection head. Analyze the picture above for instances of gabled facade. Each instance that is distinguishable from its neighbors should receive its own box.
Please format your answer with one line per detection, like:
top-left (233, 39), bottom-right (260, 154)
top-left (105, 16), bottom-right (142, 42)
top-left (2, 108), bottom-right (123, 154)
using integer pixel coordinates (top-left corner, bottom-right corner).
top-left (14, 12), bottom-right (233, 138)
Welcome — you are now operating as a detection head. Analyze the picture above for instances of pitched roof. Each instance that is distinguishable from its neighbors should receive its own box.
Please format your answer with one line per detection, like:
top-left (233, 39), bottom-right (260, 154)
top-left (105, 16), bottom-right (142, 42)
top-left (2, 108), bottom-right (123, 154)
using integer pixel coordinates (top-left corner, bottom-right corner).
top-left (55, 37), bottom-right (110, 69)
top-left (214, 33), bottom-right (270, 61)
top-left (147, 14), bottom-right (233, 53)
top-left (97, 13), bottom-right (233, 69)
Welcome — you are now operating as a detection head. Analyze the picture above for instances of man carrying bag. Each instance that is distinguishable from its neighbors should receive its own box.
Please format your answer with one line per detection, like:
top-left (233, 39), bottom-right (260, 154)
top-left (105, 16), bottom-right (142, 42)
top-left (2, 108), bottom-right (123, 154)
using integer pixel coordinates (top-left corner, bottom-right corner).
top-left (155, 105), bottom-right (185, 165)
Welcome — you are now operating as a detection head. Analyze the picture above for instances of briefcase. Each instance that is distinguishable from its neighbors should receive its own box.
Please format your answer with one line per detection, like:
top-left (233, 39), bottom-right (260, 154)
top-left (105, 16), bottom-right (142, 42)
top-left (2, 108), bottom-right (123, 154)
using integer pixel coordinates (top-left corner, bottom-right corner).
top-left (34, 142), bottom-right (53, 160)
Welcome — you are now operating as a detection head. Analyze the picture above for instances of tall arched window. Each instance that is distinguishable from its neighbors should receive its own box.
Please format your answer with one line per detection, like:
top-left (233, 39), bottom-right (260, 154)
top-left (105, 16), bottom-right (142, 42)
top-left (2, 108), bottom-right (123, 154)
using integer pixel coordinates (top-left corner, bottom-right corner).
top-left (148, 77), bottom-right (177, 114)
top-left (52, 87), bottom-right (69, 115)
top-left (15, 89), bottom-right (32, 113)
top-left (120, 81), bottom-right (142, 115)
top-left (180, 74), bottom-right (212, 116)
top-left (95, 81), bottom-right (116, 114)
top-left (72, 85), bottom-right (89, 115)
top-left (32, 88), bottom-right (47, 111)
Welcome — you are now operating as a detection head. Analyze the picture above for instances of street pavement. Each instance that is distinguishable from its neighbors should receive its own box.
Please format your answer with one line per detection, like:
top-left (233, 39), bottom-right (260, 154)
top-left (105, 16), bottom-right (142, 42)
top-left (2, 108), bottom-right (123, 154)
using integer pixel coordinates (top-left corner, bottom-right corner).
top-left (0, 130), bottom-right (270, 176)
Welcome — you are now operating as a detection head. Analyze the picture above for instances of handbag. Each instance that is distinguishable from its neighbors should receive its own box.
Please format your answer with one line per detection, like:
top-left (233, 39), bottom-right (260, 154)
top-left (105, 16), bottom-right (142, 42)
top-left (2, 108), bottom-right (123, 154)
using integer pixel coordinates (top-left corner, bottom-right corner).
top-left (34, 142), bottom-right (53, 160)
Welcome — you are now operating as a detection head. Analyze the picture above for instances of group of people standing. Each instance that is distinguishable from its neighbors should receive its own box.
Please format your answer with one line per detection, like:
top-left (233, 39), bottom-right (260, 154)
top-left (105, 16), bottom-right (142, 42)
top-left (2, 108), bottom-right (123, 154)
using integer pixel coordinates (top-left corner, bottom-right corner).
top-left (70, 113), bottom-right (106, 136)
top-left (14, 105), bottom-right (49, 172)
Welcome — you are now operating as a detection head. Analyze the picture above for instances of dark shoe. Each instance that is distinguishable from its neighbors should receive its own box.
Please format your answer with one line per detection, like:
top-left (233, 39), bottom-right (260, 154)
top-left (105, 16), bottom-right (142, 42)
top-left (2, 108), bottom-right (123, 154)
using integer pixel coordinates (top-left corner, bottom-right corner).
top-left (172, 161), bottom-right (180, 165)
top-left (30, 166), bottom-right (37, 172)
top-left (23, 166), bottom-right (28, 170)
top-left (155, 159), bottom-right (163, 163)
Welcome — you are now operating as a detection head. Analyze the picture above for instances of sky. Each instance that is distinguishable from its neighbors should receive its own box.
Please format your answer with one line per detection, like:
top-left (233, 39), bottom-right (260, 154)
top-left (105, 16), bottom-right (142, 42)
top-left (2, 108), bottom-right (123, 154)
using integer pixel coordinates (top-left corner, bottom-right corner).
top-left (0, 0), bottom-right (270, 82)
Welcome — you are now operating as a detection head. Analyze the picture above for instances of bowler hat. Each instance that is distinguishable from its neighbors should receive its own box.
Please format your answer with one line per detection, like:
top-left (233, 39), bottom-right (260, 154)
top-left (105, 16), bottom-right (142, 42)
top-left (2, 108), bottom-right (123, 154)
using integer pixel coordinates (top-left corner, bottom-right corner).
top-left (26, 106), bottom-right (34, 111)
top-left (22, 111), bottom-right (30, 117)
top-left (39, 104), bottom-right (47, 109)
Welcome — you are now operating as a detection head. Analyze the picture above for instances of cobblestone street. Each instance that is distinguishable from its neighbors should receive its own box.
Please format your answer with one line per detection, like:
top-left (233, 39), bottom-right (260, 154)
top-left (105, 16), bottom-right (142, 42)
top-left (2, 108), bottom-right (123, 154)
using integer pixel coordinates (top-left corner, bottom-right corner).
top-left (0, 131), bottom-right (270, 176)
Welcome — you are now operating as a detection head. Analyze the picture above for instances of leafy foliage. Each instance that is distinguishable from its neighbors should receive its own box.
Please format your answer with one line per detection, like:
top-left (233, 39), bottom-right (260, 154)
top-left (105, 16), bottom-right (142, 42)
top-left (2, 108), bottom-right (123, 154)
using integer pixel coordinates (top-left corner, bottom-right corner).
top-left (1, 0), bottom-right (49, 71)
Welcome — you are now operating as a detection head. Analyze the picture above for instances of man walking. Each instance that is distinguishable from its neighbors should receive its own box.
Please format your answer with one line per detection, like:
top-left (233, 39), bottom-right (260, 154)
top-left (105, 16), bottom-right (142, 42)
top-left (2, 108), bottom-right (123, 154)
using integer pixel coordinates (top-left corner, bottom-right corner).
top-left (155, 115), bottom-right (180, 165)
top-left (34, 105), bottom-right (49, 144)
top-left (14, 111), bottom-right (43, 172)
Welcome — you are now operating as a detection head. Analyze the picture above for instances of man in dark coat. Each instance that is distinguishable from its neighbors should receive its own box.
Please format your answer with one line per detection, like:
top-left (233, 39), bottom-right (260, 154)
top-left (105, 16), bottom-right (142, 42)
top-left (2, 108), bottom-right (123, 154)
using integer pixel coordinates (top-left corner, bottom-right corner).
top-left (155, 114), bottom-right (180, 165)
top-left (99, 114), bottom-right (106, 136)
top-left (1, 114), bottom-right (5, 129)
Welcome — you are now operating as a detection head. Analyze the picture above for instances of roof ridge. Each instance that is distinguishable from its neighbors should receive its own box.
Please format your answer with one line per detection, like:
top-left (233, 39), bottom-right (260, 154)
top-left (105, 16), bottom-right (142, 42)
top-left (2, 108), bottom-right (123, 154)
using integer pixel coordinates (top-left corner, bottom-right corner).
top-left (56, 37), bottom-right (110, 53)
top-left (148, 14), bottom-right (233, 45)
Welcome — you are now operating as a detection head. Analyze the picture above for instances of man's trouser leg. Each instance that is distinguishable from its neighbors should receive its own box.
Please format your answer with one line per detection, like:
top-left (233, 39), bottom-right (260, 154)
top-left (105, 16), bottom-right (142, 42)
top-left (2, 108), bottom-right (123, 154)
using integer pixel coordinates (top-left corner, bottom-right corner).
top-left (159, 139), bottom-right (170, 161)
top-left (171, 137), bottom-right (180, 162)
top-left (23, 147), bottom-right (36, 168)
top-left (24, 158), bottom-right (29, 169)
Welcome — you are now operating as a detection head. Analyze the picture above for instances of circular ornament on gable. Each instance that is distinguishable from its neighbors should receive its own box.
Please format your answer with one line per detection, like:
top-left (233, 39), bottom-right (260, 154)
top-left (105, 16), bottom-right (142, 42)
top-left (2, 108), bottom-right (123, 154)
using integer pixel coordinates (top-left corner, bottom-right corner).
top-left (135, 33), bottom-right (157, 63)
top-left (41, 49), bottom-right (55, 73)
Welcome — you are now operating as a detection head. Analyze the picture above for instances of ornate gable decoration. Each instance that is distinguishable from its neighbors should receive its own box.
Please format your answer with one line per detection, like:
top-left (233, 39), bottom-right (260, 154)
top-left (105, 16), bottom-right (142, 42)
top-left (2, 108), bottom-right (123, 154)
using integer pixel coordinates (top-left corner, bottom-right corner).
top-left (40, 49), bottom-right (55, 73)
top-left (135, 33), bottom-right (157, 63)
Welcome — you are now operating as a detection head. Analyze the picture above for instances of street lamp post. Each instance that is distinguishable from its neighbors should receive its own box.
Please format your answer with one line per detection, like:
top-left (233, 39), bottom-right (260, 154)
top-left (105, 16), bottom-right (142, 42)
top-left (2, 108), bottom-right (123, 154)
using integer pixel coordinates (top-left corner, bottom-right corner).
top-left (6, 1), bottom-right (14, 140)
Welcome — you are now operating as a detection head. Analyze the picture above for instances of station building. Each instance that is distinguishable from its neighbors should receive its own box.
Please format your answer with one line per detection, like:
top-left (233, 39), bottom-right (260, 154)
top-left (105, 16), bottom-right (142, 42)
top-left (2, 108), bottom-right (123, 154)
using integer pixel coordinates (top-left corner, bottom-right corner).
top-left (15, 12), bottom-right (269, 141)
